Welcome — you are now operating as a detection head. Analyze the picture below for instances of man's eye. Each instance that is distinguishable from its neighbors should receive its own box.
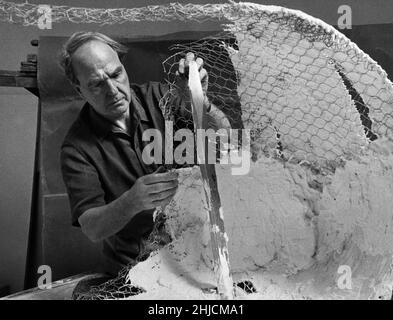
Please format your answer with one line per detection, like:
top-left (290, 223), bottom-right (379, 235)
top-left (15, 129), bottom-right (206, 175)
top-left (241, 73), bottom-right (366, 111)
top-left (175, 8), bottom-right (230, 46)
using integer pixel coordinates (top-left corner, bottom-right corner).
top-left (89, 82), bottom-right (100, 89)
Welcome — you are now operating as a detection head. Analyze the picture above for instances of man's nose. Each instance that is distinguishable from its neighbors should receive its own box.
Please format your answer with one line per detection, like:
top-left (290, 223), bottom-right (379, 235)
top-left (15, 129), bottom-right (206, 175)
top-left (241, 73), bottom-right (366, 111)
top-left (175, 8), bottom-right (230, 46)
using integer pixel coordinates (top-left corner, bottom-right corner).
top-left (104, 79), bottom-right (119, 97)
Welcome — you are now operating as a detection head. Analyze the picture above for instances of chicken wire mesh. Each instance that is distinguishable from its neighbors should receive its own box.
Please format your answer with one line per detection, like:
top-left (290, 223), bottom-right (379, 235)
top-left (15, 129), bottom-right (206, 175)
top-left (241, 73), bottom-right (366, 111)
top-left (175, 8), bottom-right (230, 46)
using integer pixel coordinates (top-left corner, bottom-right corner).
top-left (161, 19), bottom-right (393, 169)
top-left (75, 208), bottom-right (172, 300)
top-left (0, 1), bottom-right (241, 25)
top-left (3, 1), bottom-right (392, 299)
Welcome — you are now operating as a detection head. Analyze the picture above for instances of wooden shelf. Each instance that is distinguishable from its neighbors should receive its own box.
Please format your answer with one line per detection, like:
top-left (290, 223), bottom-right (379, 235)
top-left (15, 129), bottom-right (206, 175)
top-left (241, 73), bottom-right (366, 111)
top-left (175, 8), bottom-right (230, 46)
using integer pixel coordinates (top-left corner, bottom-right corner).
top-left (0, 70), bottom-right (39, 96)
top-left (0, 70), bottom-right (37, 88)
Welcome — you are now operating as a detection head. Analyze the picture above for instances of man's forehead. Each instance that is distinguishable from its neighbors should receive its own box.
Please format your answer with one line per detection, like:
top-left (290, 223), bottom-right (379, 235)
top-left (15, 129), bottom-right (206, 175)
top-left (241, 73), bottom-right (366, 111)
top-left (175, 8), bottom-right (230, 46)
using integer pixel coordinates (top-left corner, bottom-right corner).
top-left (72, 41), bottom-right (122, 78)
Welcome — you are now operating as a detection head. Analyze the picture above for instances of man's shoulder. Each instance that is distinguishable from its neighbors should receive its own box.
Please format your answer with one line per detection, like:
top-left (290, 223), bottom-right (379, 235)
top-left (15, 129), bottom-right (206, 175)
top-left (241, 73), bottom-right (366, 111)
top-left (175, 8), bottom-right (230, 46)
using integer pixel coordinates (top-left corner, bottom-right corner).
top-left (130, 82), bottom-right (168, 127)
top-left (131, 81), bottom-right (169, 99)
top-left (61, 105), bottom-right (94, 152)
top-left (131, 81), bottom-right (165, 90)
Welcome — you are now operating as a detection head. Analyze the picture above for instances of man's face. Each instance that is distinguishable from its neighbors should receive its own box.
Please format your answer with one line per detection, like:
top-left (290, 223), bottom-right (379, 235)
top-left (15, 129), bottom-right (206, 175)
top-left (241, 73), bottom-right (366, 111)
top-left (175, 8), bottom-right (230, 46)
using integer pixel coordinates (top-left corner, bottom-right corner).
top-left (72, 40), bottom-right (131, 121)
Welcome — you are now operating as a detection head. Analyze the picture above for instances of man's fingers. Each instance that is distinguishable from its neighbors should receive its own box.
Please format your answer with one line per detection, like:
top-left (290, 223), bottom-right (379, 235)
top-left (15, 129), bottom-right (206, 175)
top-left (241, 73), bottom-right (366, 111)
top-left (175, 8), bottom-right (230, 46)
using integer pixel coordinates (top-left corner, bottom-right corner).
top-left (153, 165), bottom-right (167, 174)
top-left (178, 58), bottom-right (185, 75)
top-left (178, 54), bottom-right (206, 80)
top-left (143, 171), bottom-right (178, 184)
top-left (186, 52), bottom-right (195, 63)
top-left (196, 57), bottom-right (203, 70)
top-left (147, 180), bottom-right (179, 194)
top-left (184, 52), bottom-right (196, 71)
top-left (152, 194), bottom-right (175, 207)
top-left (150, 186), bottom-right (178, 202)
top-left (199, 68), bottom-right (208, 82)
top-left (152, 189), bottom-right (178, 206)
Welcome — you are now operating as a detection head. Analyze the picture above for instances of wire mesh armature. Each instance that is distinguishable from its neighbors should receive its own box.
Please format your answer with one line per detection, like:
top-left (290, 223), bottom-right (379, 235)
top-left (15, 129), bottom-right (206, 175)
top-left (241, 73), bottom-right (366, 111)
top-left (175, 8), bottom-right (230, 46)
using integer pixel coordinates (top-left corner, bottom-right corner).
top-left (161, 10), bottom-right (393, 170)
top-left (74, 266), bottom-right (145, 300)
top-left (0, 0), bottom-right (233, 25)
top-left (74, 208), bottom-right (172, 300)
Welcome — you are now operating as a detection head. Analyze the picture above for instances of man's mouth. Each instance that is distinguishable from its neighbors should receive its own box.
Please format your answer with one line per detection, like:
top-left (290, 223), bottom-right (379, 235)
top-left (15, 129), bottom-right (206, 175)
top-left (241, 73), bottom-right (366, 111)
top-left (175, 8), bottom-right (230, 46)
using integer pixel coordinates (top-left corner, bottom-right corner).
top-left (108, 97), bottom-right (125, 107)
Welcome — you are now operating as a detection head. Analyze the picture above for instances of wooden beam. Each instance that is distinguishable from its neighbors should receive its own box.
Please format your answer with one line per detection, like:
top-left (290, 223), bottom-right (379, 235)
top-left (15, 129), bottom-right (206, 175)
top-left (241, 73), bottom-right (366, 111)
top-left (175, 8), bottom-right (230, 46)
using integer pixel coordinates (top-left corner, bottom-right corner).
top-left (0, 70), bottom-right (37, 89)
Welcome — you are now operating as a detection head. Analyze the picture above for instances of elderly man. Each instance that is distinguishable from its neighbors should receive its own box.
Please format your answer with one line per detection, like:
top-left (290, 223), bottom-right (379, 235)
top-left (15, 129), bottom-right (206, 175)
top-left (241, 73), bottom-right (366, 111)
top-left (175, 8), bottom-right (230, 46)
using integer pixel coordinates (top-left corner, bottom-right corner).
top-left (59, 31), bottom-right (223, 276)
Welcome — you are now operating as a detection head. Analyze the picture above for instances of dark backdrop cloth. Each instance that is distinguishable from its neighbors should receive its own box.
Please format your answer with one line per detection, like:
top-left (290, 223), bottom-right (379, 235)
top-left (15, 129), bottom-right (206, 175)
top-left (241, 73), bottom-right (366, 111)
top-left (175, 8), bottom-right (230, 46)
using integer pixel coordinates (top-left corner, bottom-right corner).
top-left (339, 24), bottom-right (393, 82)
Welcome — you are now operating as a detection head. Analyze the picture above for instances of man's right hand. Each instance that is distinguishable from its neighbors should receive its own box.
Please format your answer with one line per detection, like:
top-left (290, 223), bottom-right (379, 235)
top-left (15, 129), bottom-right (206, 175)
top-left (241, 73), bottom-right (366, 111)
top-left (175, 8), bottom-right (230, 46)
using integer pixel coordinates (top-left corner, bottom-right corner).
top-left (78, 167), bottom-right (179, 242)
top-left (126, 167), bottom-right (179, 213)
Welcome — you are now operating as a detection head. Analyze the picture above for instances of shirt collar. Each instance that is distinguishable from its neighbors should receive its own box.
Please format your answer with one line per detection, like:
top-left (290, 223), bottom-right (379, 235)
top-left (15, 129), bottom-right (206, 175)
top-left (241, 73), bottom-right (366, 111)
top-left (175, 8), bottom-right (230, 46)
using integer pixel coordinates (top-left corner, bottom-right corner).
top-left (131, 90), bottom-right (149, 123)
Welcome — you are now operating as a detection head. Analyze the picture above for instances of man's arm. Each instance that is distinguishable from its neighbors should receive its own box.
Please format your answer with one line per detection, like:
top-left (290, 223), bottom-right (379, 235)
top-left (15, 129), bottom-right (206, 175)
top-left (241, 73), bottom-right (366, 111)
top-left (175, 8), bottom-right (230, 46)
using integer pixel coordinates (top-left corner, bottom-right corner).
top-left (61, 146), bottom-right (178, 243)
top-left (78, 168), bottom-right (178, 242)
top-left (78, 190), bottom-right (135, 243)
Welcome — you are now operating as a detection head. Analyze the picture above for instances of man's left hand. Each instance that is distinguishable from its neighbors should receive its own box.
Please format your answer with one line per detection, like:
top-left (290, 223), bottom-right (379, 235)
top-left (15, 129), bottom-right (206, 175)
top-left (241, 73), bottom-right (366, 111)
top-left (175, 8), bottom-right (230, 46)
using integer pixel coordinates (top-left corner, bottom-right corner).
top-left (174, 52), bottom-right (210, 116)
top-left (177, 52), bottom-right (208, 95)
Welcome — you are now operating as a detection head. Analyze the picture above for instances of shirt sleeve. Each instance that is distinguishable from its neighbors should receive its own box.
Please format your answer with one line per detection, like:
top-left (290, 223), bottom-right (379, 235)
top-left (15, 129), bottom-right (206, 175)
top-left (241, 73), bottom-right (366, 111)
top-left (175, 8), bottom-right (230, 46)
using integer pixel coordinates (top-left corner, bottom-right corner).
top-left (60, 145), bottom-right (106, 227)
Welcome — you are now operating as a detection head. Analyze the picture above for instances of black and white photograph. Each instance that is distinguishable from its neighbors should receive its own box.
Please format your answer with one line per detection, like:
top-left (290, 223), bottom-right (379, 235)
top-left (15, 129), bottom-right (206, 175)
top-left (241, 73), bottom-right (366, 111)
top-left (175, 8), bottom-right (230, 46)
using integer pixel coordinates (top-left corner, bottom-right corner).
top-left (0, 0), bottom-right (393, 306)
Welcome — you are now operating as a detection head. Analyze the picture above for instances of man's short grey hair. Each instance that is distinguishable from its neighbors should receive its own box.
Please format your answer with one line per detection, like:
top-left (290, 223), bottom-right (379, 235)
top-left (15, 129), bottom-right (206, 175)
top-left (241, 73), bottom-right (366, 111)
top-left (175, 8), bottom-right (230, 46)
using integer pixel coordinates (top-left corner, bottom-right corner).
top-left (59, 31), bottom-right (128, 84)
